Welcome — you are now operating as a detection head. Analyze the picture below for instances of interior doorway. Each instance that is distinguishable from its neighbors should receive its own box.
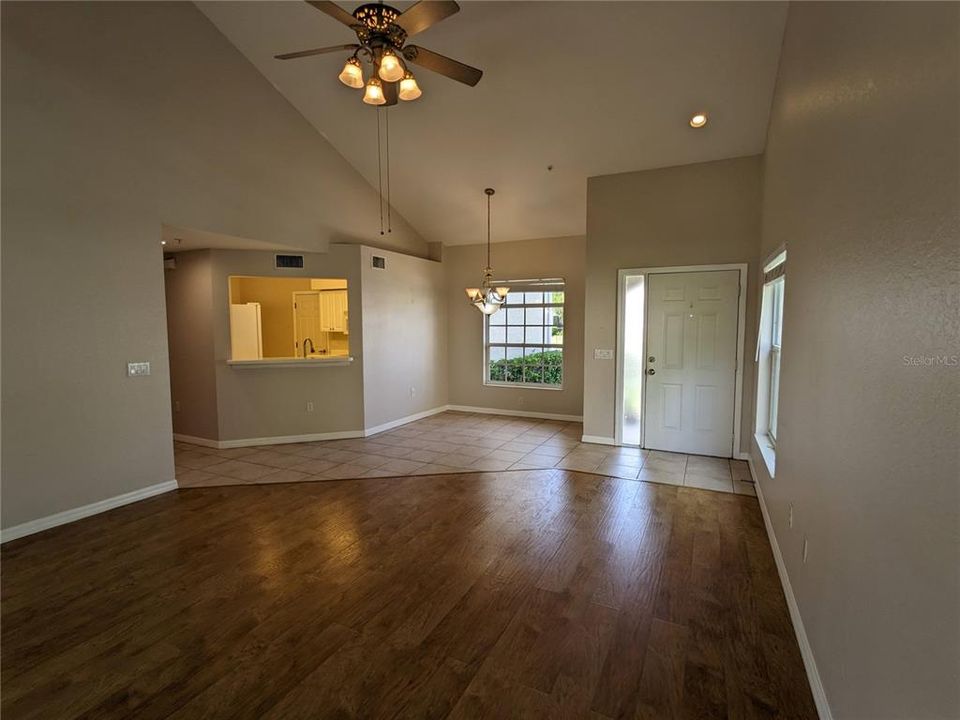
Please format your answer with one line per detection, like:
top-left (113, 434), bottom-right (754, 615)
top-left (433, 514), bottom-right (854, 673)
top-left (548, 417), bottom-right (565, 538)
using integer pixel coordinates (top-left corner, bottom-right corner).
top-left (616, 264), bottom-right (747, 457)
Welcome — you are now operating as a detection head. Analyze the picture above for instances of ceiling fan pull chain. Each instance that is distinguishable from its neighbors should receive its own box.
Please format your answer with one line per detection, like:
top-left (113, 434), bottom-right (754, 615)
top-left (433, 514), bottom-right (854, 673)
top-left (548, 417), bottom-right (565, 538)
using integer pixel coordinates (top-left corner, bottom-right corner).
top-left (376, 107), bottom-right (384, 235)
top-left (386, 107), bottom-right (392, 233)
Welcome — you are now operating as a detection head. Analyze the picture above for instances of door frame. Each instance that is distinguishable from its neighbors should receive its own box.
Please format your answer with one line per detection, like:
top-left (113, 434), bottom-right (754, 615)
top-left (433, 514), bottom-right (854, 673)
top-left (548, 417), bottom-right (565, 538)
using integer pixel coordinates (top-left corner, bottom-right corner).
top-left (614, 263), bottom-right (748, 455)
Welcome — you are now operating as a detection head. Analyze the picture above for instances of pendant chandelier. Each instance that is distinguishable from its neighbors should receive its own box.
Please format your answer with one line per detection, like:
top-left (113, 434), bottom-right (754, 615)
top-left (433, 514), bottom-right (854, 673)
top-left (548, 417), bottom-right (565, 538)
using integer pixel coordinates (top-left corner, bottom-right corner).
top-left (465, 188), bottom-right (509, 315)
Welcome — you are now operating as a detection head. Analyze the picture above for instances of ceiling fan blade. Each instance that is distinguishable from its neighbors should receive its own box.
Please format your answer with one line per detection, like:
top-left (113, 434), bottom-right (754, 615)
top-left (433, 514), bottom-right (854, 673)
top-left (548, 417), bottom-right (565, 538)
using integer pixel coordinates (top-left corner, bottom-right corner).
top-left (402, 45), bottom-right (482, 86)
top-left (394, 0), bottom-right (460, 37)
top-left (304, 1), bottom-right (358, 28)
top-left (275, 43), bottom-right (359, 60)
top-left (383, 81), bottom-right (398, 106)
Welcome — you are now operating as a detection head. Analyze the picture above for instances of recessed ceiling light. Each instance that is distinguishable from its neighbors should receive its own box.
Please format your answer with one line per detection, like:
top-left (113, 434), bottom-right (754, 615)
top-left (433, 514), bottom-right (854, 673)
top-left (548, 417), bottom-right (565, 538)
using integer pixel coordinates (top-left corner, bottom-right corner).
top-left (689, 112), bottom-right (708, 128)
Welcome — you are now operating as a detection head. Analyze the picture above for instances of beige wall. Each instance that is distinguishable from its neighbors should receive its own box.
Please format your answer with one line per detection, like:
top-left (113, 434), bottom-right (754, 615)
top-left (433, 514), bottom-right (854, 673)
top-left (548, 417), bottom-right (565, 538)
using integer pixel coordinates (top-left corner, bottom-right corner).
top-left (753, 3), bottom-right (959, 718)
top-left (230, 276), bottom-right (314, 357)
top-left (0, 1), bottom-right (422, 529)
top-left (445, 236), bottom-right (586, 419)
top-left (211, 248), bottom-right (366, 441)
top-left (361, 247), bottom-right (448, 429)
top-left (583, 156), bottom-right (762, 443)
top-left (165, 251), bottom-right (219, 439)
top-left (167, 246), bottom-right (447, 442)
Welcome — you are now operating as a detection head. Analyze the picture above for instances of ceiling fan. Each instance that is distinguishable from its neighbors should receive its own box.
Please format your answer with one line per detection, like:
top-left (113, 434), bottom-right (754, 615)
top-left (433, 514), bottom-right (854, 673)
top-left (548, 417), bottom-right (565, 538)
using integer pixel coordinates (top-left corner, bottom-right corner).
top-left (274, 0), bottom-right (483, 106)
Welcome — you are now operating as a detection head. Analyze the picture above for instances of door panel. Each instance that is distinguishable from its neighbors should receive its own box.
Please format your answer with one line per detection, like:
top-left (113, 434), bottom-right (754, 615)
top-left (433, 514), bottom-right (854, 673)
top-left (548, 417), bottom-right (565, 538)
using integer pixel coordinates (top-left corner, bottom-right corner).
top-left (293, 292), bottom-right (321, 356)
top-left (644, 270), bottom-right (739, 457)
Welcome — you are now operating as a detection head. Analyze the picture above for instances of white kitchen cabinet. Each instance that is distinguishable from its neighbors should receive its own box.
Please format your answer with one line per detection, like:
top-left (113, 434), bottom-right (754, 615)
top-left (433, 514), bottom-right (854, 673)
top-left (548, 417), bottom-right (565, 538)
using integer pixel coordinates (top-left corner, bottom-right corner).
top-left (319, 290), bottom-right (348, 334)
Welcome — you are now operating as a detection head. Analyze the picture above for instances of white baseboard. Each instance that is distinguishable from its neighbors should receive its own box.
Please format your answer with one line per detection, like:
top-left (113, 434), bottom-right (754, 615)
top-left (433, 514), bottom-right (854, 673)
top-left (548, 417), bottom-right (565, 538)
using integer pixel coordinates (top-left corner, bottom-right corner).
top-left (1, 480), bottom-right (179, 544)
top-left (172, 433), bottom-right (220, 449)
top-left (175, 430), bottom-right (364, 449)
top-left (581, 434), bottom-right (616, 445)
top-left (445, 404), bottom-right (583, 423)
top-left (218, 430), bottom-right (364, 449)
top-left (363, 406), bottom-right (448, 437)
top-left (750, 463), bottom-right (833, 720)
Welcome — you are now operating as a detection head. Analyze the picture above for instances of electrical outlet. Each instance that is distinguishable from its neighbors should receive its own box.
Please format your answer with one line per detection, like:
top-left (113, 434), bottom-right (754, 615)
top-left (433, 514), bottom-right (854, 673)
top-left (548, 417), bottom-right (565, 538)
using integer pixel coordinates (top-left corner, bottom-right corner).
top-left (594, 348), bottom-right (614, 360)
top-left (306, 401), bottom-right (315, 413)
top-left (518, 396), bottom-right (525, 406)
top-left (788, 504), bottom-right (793, 529)
top-left (802, 537), bottom-right (809, 564)
top-left (409, 386), bottom-right (416, 398)
top-left (127, 362), bottom-right (150, 377)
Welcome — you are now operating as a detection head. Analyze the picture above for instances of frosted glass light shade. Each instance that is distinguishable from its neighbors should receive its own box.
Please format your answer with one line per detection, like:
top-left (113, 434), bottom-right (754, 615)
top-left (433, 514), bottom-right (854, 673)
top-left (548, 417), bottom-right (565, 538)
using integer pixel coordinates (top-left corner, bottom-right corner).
top-left (378, 51), bottom-right (405, 82)
top-left (363, 77), bottom-right (386, 105)
top-left (398, 73), bottom-right (422, 101)
top-left (338, 58), bottom-right (364, 88)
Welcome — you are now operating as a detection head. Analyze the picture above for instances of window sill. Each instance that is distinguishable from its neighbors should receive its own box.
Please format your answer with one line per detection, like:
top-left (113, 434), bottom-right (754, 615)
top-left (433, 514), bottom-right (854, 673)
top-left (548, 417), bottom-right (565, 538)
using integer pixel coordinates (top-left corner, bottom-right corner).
top-left (754, 433), bottom-right (776, 477)
top-left (228, 356), bottom-right (354, 368)
top-left (484, 381), bottom-right (563, 391)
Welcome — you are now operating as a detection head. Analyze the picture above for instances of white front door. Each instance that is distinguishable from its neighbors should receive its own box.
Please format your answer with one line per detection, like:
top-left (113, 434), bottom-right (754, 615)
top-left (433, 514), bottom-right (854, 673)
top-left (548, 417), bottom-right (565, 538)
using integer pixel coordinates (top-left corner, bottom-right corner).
top-left (643, 270), bottom-right (740, 457)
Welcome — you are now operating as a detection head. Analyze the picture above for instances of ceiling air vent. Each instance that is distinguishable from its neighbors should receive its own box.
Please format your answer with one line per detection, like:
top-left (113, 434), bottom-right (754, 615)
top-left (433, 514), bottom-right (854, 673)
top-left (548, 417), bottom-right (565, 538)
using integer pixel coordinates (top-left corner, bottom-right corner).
top-left (275, 254), bottom-right (304, 269)
top-left (372, 256), bottom-right (386, 269)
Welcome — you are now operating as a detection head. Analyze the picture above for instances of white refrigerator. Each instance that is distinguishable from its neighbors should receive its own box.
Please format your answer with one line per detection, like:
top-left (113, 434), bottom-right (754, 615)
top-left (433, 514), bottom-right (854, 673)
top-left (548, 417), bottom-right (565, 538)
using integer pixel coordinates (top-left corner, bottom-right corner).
top-left (230, 303), bottom-right (263, 360)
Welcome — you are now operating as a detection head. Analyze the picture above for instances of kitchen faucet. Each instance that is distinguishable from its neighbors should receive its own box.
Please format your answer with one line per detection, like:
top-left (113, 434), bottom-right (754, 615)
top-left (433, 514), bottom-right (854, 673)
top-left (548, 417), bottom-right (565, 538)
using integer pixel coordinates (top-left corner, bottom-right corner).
top-left (303, 337), bottom-right (315, 357)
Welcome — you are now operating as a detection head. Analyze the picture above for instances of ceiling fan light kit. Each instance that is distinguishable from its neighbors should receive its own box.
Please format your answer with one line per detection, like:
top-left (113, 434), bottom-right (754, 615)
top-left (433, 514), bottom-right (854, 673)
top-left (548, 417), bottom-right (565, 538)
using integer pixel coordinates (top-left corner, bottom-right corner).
top-left (276, 0), bottom-right (483, 107)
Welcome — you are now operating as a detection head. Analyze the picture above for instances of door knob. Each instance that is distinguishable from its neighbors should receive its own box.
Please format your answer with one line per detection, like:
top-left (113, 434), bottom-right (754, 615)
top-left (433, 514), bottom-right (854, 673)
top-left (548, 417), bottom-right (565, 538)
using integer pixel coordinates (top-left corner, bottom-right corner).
top-left (646, 368), bottom-right (656, 375)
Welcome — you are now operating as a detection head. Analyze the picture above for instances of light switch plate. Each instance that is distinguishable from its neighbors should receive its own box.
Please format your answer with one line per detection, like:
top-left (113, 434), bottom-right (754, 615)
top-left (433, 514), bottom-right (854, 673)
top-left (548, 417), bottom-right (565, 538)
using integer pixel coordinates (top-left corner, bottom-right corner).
top-left (127, 362), bottom-right (151, 377)
top-left (594, 349), bottom-right (614, 360)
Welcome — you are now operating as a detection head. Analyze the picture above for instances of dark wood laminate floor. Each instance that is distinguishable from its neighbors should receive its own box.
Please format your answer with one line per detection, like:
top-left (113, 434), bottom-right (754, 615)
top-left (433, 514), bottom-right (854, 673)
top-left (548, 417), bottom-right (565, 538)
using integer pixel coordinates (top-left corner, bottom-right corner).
top-left (1, 469), bottom-right (817, 719)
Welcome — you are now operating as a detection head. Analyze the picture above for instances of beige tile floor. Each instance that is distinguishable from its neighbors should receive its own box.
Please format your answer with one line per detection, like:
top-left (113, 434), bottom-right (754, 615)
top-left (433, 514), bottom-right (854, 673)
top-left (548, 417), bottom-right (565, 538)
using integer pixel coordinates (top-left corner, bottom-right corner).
top-left (175, 410), bottom-right (755, 495)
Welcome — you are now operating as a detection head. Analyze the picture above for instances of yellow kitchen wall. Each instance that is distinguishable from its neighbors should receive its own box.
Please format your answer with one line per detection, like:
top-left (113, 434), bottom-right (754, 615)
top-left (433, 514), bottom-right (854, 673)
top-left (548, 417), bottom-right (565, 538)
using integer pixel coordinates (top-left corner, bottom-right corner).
top-left (229, 276), bottom-right (311, 358)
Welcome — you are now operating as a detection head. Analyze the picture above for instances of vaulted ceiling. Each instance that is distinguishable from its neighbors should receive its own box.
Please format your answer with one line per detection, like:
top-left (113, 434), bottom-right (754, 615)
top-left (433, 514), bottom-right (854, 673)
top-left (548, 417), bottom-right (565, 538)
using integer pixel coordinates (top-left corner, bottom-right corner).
top-left (199, 1), bottom-right (787, 245)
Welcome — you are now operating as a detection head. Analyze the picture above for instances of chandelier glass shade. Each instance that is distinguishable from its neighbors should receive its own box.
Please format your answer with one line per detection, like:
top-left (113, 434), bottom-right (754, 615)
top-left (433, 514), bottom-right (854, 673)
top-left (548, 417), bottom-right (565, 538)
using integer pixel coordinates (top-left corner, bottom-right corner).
top-left (338, 56), bottom-right (365, 88)
top-left (465, 189), bottom-right (509, 315)
top-left (363, 76), bottom-right (386, 105)
top-left (378, 49), bottom-right (405, 82)
top-left (398, 72), bottom-right (422, 101)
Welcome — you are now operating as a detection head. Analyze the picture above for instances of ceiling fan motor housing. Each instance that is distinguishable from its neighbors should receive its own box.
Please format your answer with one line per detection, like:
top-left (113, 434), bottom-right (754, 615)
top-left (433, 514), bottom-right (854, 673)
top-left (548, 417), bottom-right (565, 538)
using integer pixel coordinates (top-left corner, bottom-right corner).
top-left (352, 4), bottom-right (407, 48)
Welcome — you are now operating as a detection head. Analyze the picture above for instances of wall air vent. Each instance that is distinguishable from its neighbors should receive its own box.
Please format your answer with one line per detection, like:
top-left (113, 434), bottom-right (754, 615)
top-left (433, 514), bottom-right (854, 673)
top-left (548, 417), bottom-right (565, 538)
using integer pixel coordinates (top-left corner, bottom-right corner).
top-left (275, 254), bottom-right (304, 269)
top-left (372, 256), bottom-right (386, 269)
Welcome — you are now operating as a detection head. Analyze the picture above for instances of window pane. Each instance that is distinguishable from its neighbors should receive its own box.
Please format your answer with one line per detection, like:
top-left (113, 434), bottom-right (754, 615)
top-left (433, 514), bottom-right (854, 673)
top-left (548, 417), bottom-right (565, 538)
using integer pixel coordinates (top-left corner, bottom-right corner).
top-left (507, 308), bottom-right (524, 325)
top-left (772, 280), bottom-right (785, 346)
top-left (525, 307), bottom-right (544, 325)
top-left (524, 291), bottom-right (543, 304)
top-left (488, 326), bottom-right (506, 344)
top-left (769, 348), bottom-right (781, 440)
top-left (548, 291), bottom-right (565, 304)
top-left (489, 359), bottom-right (506, 382)
top-left (507, 292), bottom-right (525, 305)
top-left (543, 348), bottom-right (562, 385)
top-left (506, 346), bottom-right (523, 360)
top-left (525, 326), bottom-right (544, 344)
top-left (489, 310), bottom-right (505, 326)
top-left (489, 345), bottom-right (506, 362)
top-left (523, 366), bottom-right (543, 384)
top-left (524, 346), bottom-right (544, 363)
top-left (505, 364), bottom-right (523, 382)
top-left (507, 326), bottom-right (524, 343)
